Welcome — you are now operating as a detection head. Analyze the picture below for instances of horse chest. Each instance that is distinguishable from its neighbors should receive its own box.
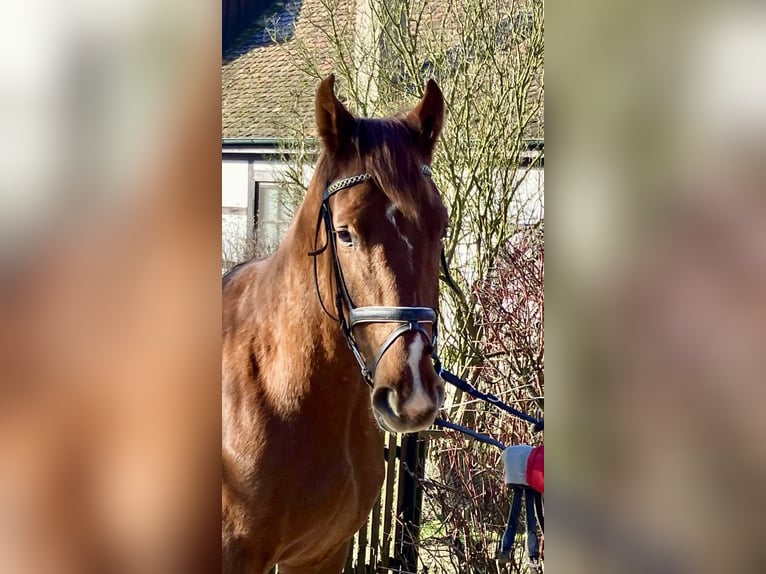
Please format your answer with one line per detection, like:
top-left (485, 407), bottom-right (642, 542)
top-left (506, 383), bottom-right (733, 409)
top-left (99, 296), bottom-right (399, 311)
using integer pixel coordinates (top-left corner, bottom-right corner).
top-left (266, 415), bottom-right (384, 520)
top-left (227, 397), bottom-right (385, 552)
top-left (300, 449), bottom-right (382, 526)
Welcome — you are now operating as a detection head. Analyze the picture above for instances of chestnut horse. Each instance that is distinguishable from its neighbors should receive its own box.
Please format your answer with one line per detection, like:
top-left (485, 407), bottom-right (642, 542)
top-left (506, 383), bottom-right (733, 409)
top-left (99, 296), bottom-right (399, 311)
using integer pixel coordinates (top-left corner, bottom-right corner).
top-left (222, 75), bottom-right (448, 573)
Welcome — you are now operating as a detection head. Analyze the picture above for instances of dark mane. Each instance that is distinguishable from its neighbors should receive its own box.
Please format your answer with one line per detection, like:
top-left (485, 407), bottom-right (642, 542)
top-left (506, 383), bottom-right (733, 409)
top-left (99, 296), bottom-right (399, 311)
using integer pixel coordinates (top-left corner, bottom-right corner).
top-left (222, 260), bottom-right (249, 290)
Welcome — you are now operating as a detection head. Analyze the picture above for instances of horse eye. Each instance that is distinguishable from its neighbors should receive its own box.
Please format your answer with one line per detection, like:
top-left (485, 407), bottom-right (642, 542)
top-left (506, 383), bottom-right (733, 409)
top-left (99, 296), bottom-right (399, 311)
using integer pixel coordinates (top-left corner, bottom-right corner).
top-left (336, 229), bottom-right (354, 245)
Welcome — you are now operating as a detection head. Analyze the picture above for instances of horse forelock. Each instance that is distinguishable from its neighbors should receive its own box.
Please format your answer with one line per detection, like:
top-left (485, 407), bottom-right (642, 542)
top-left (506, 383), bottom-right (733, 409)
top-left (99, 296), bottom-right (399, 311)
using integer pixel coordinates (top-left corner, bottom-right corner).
top-left (355, 117), bottom-right (437, 220)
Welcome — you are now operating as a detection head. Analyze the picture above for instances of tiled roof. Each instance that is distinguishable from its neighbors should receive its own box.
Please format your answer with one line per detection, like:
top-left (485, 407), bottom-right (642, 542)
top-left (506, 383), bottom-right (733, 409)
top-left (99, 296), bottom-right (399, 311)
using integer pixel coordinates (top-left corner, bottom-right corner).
top-left (222, 0), bottom-right (543, 141)
top-left (222, 0), bottom-right (355, 139)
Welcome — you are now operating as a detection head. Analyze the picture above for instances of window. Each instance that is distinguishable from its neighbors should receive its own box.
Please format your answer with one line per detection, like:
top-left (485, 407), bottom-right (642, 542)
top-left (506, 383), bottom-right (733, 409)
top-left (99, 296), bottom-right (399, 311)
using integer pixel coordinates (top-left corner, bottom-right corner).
top-left (254, 181), bottom-right (290, 252)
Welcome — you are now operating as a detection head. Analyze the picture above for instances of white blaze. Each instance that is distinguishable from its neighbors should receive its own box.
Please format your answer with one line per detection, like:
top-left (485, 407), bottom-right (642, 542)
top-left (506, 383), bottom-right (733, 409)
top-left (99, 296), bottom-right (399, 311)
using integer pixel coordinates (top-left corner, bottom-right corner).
top-left (386, 204), bottom-right (414, 253)
top-left (401, 337), bottom-right (432, 417)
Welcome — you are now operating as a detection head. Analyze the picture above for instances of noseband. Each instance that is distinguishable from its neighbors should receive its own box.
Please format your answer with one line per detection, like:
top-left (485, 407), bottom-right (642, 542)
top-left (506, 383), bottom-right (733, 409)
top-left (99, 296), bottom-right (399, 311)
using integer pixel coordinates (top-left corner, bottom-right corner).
top-left (309, 164), bottom-right (439, 387)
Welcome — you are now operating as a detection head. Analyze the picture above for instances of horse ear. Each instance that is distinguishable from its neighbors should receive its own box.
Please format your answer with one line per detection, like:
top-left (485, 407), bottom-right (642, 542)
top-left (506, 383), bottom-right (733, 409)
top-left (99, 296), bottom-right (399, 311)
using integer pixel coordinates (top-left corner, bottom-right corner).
top-left (407, 79), bottom-right (445, 160)
top-left (315, 75), bottom-right (355, 156)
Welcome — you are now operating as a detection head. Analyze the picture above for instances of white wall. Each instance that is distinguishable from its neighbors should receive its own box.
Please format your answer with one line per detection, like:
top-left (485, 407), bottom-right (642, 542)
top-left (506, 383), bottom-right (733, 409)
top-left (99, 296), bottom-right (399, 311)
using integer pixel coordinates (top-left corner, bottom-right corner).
top-left (221, 156), bottom-right (299, 264)
top-left (513, 167), bottom-right (544, 225)
top-left (221, 159), bottom-right (250, 265)
top-left (221, 159), bottom-right (249, 208)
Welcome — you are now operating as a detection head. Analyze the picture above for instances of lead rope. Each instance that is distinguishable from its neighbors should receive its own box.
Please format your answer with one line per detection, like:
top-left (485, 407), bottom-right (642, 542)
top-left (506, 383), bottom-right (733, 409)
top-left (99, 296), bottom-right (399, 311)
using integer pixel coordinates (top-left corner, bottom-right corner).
top-left (434, 368), bottom-right (544, 430)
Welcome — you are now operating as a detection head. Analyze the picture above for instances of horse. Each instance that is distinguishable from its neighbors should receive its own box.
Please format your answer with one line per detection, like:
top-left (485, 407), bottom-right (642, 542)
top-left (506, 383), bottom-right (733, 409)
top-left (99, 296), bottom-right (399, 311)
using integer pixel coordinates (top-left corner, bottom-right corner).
top-left (222, 74), bottom-right (449, 573)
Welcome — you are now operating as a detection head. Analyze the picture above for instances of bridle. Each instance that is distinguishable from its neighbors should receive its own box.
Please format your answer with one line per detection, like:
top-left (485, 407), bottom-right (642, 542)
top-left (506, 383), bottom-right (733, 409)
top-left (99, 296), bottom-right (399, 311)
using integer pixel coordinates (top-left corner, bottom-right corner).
top-left (308, 163), bottom-right (439, 387)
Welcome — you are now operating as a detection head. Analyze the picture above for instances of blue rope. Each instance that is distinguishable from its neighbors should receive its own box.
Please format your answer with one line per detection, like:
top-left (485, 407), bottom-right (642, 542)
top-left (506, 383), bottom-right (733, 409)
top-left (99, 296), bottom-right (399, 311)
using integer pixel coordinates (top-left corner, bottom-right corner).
top-left (433, 418), bottom-right (507, 450)
top-left (437, 367), bottom-right (544, 431)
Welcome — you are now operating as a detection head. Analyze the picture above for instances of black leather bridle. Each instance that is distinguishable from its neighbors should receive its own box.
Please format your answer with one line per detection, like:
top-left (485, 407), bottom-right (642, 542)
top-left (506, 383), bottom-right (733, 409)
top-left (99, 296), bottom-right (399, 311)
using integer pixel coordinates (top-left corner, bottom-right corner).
top-left (309, 164), bottom-right (439, 387)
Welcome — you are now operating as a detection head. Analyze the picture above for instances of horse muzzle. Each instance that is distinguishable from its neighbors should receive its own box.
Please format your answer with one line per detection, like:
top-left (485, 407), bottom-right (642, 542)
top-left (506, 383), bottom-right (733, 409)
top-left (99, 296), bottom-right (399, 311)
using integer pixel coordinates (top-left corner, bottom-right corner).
top-left (348, 306), bottom-right (444, 432)
top-left (372, 387), bottom-right (444, 433)
top-left (371, 382), bottom-right (443, 433)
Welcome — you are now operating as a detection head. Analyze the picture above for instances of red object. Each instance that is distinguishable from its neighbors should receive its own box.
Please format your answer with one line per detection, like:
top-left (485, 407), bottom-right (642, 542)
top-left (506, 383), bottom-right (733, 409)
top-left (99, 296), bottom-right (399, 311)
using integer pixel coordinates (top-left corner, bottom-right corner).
top-left (526, 445), bottom-right (544, 493)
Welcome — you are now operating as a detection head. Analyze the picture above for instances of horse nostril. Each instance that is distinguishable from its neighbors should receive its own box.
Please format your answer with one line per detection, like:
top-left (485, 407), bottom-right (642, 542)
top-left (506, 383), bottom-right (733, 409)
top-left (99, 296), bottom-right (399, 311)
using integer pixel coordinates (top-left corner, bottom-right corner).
top-left (372, 386), bottom-right (400, 417)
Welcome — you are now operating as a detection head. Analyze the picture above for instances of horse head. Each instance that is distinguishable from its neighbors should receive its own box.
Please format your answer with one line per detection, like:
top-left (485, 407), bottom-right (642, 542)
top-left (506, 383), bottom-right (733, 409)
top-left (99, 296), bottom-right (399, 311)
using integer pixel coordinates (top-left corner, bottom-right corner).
top-left (313, 75), bottom-right (448, 433)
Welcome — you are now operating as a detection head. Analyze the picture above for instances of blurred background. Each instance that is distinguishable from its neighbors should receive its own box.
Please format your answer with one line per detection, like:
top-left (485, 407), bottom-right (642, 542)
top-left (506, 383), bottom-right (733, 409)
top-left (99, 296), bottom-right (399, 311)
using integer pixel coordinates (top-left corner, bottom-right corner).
top-left (548, 0), bottom-right (766, 572)
top-left (0, 1), bottom-right (221, 572)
